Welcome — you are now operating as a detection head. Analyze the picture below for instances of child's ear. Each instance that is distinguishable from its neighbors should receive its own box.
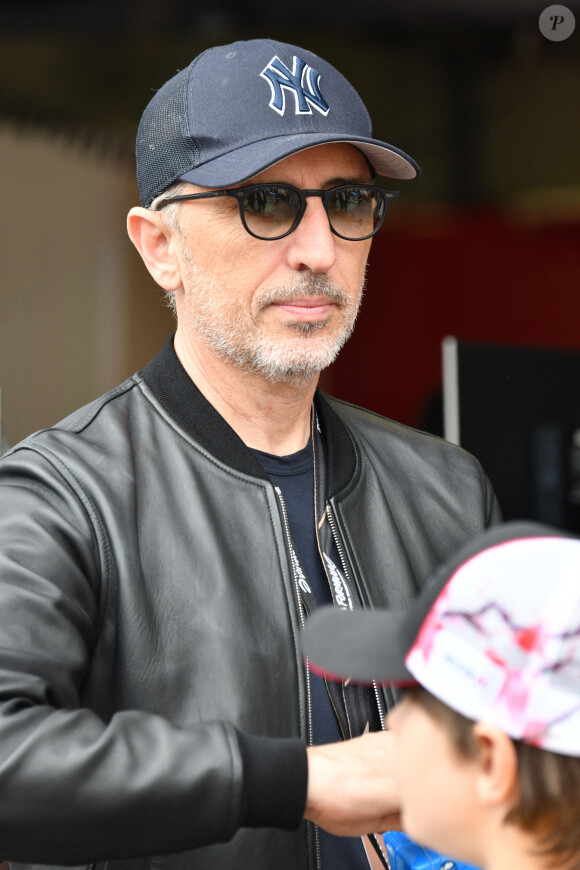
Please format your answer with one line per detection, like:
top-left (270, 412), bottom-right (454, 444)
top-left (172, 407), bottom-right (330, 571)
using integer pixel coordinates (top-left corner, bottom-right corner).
top-left (472, 721), bottom-right (519, 808)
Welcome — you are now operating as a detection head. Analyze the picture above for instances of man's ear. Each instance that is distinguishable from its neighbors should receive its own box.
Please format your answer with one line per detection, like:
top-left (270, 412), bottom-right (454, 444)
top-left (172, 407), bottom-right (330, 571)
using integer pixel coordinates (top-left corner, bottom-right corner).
top-left (472, 722), bottom-right (519, 809)
top-left (127, 207), bottom-right (183, 292)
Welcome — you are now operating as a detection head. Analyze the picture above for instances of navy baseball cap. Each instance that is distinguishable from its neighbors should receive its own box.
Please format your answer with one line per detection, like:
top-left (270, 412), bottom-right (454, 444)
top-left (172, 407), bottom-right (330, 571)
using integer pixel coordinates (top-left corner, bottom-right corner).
top-left (136, 38), bottom-right (420, 208)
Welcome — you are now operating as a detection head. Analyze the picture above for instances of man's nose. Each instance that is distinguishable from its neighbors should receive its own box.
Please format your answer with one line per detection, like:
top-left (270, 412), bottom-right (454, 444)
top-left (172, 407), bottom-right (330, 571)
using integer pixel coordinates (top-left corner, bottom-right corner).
top-left (284, 195), bottom-right (337, 274)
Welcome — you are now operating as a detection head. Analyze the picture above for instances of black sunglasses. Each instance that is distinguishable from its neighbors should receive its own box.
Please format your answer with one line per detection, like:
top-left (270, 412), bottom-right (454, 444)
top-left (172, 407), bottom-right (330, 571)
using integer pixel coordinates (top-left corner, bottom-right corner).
top-left (156, 183), bottom-right (400, 241)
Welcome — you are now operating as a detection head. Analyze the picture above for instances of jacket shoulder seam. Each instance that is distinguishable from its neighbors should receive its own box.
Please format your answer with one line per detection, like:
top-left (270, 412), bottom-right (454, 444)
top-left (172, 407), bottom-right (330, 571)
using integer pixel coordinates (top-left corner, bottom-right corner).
top-left (13, 443), bottom-right (113, 640)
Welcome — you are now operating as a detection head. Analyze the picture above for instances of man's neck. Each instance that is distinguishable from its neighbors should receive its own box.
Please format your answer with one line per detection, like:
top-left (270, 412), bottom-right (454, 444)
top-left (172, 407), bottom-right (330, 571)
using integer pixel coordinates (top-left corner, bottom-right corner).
top-left (174, 330), bottom-right (317, 456)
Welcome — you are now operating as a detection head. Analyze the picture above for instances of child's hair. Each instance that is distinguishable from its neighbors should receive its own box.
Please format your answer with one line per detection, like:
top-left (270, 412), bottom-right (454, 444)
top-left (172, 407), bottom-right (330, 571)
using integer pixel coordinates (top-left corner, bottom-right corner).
top-left (404, 687), bottom-right (580, 869)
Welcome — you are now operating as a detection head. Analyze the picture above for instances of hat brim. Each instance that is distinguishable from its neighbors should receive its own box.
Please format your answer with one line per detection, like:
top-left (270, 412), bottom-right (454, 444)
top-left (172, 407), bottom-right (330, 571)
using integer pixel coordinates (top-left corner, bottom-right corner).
top-left (179, 133), bottom-right (420, 189)
top-left (301, 521), bottom-right (569, 687)
top-left (301, 607), bottom-right (416, 685)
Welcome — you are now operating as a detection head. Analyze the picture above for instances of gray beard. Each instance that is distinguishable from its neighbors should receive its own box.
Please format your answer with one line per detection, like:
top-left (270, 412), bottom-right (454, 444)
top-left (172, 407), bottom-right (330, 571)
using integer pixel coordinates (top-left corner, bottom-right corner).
top-left (182, 266), bottom-right (364, 386)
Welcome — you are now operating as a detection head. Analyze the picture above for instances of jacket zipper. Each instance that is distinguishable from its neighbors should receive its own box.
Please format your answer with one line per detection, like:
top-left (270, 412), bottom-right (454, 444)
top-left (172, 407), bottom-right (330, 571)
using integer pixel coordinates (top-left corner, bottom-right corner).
top-left (325, 502), bottom-right (386, 732)
top-left (274, 486), bottom-right (321, 870)
top-left (326, 501), bottom-right (391, 869)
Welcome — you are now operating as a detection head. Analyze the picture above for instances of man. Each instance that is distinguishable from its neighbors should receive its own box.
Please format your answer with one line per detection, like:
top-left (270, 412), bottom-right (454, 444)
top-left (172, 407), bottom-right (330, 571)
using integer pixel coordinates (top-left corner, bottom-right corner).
top-left (303, 521), bottom-right (580, 870)
top-left (0, 38), bottom-right (499, 870)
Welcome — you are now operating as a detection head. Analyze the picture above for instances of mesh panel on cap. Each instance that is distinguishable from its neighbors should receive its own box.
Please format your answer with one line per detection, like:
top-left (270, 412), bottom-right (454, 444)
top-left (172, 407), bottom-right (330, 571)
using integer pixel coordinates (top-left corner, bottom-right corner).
top-left (136, 66), bottom-right (200, 207)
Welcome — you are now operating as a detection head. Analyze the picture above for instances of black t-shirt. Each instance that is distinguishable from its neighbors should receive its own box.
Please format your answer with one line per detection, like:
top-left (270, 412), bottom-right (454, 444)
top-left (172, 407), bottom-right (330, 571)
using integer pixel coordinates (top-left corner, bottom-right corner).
top-left (252, 440), bottom-right (374, 870)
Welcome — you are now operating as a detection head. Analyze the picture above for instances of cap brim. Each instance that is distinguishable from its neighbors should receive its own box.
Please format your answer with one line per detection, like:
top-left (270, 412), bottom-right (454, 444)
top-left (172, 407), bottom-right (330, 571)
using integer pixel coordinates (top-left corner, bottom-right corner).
top-left (179, 133), bottom-right (420, 189)
top-left (302, 521), bottom-right (569, 687)
top-left (301, 607), bottom-right (416, 685)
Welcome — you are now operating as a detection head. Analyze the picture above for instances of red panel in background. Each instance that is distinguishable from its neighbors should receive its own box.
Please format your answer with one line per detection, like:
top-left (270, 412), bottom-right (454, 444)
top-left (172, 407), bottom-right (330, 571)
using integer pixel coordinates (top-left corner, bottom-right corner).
top-left (320, 208), bottom-right (580, 431)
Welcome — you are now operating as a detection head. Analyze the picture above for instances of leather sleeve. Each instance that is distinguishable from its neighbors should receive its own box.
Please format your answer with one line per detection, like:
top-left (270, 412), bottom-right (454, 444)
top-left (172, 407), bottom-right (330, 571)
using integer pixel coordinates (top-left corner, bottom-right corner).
top-left (0, 447), bottom-right (306, 864)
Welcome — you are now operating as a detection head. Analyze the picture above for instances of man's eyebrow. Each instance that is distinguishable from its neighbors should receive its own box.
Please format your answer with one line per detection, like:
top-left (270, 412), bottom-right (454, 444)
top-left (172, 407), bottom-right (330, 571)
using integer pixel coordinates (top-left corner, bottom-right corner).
top-left (325, 175), bottom-right (373, 186)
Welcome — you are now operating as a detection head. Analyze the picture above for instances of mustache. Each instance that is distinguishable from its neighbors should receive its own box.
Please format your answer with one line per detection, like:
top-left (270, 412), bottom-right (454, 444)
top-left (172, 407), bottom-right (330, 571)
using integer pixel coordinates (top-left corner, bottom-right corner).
top-left (256, 275), bottom-right (351, 311)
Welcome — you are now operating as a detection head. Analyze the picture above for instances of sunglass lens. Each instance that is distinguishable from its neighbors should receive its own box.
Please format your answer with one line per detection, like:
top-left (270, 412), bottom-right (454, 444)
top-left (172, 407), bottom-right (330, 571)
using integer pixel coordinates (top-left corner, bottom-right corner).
top-left (327, 186), bottom-right (383, 240)
top-left (242, 186), bottom-right (300, 239)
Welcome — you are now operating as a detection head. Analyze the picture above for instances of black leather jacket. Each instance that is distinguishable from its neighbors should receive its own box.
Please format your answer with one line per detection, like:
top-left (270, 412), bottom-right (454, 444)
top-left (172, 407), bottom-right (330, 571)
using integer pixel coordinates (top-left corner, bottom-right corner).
top-left (0, 339), bottom-right (500, 870)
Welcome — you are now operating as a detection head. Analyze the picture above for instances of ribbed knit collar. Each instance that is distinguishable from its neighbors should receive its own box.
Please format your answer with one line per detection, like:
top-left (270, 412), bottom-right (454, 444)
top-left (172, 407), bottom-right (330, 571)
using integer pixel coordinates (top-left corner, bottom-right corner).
top-left (141, 335), bottom-right (357, 497)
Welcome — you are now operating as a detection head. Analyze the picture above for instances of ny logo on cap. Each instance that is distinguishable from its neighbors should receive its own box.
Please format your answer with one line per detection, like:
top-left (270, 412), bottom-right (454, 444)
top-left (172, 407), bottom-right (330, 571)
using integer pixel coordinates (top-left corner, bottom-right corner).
top-left (260, 55), bottom-right (330, 117)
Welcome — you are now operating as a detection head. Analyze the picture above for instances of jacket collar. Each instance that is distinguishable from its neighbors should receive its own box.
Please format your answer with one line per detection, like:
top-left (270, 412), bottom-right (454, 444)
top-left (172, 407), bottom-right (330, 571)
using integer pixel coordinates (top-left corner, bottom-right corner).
top-left (141, 335), bottom-right (357, 497)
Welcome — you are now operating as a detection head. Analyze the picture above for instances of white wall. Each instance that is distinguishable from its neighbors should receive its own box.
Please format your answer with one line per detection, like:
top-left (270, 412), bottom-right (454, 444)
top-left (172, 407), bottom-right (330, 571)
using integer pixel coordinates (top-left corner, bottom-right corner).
top-left (0, 124), bottom-right (173, 445)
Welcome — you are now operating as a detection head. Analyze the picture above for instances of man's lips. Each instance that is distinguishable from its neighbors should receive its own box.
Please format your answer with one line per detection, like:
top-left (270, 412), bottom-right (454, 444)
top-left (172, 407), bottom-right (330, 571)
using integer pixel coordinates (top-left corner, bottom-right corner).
top-left (271, 297), bottom-right (335, 318)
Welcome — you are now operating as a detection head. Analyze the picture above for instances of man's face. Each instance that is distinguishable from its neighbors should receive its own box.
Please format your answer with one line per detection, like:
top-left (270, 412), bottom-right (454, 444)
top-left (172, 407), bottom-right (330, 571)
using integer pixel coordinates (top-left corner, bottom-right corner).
top-left (170, 143), bottom-right (373, 384)
top-left (388, 695), bottom-right (482, 864)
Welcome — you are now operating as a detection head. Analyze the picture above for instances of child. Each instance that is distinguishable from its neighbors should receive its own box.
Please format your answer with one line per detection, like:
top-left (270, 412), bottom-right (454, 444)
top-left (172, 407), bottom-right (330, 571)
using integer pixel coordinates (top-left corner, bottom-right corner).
top-left (302, 521), bottom-right (580, 870)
